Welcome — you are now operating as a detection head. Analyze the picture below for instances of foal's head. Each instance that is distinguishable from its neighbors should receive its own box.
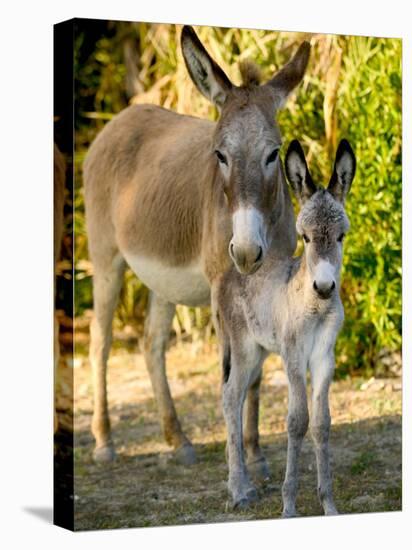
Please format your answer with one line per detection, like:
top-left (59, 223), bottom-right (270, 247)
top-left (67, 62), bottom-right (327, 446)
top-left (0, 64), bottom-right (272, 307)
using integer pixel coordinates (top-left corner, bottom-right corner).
top-left (285, 139), bottom-right (356, 299)
top-left (181, 26), bottom-right (310, 274)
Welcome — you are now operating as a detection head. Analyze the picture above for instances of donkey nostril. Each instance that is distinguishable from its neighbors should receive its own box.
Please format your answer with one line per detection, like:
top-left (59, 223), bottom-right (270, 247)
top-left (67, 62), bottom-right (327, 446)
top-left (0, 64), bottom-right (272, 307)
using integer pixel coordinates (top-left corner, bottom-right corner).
top-left (254, 246), bottom-right (263, 264)
top-left (313, 280), bottom-right (335, 298)
top-left (229, 243), bottom-right (235, 257)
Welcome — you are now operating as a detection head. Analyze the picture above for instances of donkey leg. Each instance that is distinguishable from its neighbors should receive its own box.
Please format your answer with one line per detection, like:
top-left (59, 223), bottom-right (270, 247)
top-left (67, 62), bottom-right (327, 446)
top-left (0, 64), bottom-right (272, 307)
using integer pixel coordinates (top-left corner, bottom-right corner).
top-left (223, 342), bottom-right (261, 509)
top-left (282, 362), bottom-right (309, 518)
top-left (310, 355), bottom-right (338, 515)
top-left (90, 254), bottom-right (126, 463)
top-left (243, 369), bottom-right (270, 481)
top-left (143, 291), bottom-right (196, 466)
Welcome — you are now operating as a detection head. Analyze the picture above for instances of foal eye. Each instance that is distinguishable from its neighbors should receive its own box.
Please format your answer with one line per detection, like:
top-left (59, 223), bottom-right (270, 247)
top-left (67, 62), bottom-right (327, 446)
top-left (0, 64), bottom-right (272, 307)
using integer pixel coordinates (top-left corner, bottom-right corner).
top-left (215, 150), bottom-right (228, 165)
top-left (303, 234), bottom-right (310, 243)
top-left (337, 233), bottom-right (345, 242)
top-left (266, 148), bottom-right (279, 166)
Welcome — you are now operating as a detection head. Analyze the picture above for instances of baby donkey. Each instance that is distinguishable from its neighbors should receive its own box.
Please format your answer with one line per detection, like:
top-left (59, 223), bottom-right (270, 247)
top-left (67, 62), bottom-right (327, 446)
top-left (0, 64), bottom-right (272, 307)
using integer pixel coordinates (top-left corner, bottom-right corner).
top-left (217, 139), bottom-right (356, 516)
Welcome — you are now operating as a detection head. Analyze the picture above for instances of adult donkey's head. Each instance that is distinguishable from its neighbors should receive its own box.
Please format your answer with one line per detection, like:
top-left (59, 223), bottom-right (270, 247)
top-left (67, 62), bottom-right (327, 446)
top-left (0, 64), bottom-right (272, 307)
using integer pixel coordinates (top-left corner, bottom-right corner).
top-left (181, 26), bottom-right (310, 274)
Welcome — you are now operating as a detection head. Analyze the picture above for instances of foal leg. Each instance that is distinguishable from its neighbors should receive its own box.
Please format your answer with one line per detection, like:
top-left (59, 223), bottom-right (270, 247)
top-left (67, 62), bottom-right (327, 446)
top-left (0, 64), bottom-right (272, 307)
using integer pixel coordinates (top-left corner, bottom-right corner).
top-left (243, 368), bottom-right (270, 481)
top-left (310, 354), bottom-right (338, 515)
top-left (223, 339), bottom-right (261, 509)
top-left (143, 291), bottom-right (196, 466)
top-left (282, 360), bottom-right (309, 518)
top-left (90, 253), bottom-right (126, 462)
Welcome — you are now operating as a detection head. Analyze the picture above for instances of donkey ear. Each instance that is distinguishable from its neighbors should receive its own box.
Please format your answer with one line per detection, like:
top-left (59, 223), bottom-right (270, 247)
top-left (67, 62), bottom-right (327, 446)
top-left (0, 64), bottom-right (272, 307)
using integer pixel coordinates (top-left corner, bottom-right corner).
top-left (328, 139), bottom-right (356, 203)
top-left (285, 140), bottom-right (317, 204)
top-left (265, 41), bottom-right (311, 109)
top-left (181, 26), bottom-right (233, 108)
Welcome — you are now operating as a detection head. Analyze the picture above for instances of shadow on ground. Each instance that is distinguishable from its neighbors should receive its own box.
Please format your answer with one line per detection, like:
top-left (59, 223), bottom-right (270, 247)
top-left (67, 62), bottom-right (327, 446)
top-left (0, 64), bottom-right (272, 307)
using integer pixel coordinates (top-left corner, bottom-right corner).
top-left (69, 413), bottom-right (401, 531)
top-left (53, 344), bottom-right (401, 531)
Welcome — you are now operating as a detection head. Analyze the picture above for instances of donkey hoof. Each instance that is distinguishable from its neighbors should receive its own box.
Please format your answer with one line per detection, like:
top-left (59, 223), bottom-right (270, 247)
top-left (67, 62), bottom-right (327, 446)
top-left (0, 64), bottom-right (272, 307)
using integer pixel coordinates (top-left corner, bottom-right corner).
top-left (233, 498), bottom-right (252, 511)
top-left (93, 445), bottom-right (116, 463)
top-left (227, 488), bottom-right (258, 512)
top-left (246, 486), bottom-right (258, 501)
top-left (247, 456), bottom-right (271, 482)
top-left (175, 443), bottom-right (196, 466)
top-left (281, 508), bottom-right (298, 519)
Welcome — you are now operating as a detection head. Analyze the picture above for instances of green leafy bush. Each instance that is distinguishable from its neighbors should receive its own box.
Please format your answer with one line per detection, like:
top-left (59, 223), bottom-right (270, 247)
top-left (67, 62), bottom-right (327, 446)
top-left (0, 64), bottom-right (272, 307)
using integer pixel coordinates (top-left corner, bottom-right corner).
top-left (70, 22), bottom-right (401, 375)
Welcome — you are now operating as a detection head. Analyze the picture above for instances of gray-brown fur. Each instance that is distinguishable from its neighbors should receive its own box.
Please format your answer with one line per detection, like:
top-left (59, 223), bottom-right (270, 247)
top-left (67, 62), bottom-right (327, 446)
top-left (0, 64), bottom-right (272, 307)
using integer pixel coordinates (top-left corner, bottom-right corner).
top-left (83, 26), bottom-right (310, 464)
top-left (239, 60), bottom-right (262, 87)
top-left (217, 139), bottom-right (356, 514)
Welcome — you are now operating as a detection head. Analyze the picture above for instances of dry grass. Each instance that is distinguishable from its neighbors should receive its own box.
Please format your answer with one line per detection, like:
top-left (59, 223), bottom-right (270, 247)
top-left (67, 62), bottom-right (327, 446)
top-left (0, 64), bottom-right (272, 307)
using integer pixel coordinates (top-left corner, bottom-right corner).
top-left (55, 340), bottom-right (401, 530)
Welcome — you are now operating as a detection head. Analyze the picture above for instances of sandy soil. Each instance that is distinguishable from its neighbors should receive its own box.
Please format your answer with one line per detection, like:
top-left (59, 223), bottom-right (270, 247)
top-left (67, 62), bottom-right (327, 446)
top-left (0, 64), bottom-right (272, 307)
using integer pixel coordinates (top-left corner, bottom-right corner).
top-left (55, 341), bottom-right (401, 530)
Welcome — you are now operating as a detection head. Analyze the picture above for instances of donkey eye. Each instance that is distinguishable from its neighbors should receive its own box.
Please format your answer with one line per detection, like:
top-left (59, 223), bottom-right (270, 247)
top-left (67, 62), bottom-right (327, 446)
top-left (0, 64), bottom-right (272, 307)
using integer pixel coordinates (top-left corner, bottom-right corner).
top-left (337, 233), bottom-right (345, 242)
top-left (215, 150), bottom-right (228, 165)
top-left (266, 148), bottom-right (279, 166)
top-left (303, 234), bottom-right (310, 243)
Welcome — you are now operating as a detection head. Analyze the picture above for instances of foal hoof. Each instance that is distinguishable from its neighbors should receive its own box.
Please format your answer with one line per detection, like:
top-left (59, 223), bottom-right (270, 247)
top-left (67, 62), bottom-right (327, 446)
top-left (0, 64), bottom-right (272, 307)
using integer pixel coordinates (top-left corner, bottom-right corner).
top-left (175, 443), bottom-right (196, 466)
top-left (247, 456), bottom-right (271, 482)
top-left (281, 509), bottom-right (298, 519)
top-left (93, 445), bottom-right (116, 463)
top-left (226, 487), bottom-right (258, 512)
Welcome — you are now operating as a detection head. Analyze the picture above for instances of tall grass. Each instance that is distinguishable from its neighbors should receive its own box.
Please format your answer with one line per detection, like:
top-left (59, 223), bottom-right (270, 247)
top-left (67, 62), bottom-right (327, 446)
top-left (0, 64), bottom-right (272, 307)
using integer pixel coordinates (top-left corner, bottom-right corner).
top-left (69, 22), bottom-right (401, 375)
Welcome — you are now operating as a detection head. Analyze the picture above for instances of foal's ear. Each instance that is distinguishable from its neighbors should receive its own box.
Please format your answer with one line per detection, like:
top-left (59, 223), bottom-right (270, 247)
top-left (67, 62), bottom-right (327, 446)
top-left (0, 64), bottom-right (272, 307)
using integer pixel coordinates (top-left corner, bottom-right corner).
top-left (181, 26), bottom-right (233, 109)
top-left (285, 140), bottom-right (317, 204)
top-left (265, 41), bottom-right (311, 109)
top-left (327, 139), bottom-right (356, 203)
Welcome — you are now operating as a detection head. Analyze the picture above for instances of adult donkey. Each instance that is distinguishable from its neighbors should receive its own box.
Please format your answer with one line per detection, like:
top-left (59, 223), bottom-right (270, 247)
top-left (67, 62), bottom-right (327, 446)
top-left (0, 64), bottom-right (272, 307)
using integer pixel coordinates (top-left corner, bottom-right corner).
top-left (84, 26), bottom-right (310, 465)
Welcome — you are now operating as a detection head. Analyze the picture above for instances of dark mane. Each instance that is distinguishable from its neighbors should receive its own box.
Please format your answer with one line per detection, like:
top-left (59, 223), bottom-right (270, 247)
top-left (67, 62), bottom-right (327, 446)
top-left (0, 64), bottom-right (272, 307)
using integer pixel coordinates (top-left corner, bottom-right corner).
top-left (238, 60), bottom-right (262, 87)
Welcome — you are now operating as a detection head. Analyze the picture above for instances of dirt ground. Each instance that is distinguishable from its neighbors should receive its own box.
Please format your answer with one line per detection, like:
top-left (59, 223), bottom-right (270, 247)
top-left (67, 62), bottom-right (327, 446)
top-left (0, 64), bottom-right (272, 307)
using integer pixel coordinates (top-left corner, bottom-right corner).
top-left (56, 340), bottom-right (402, 530)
